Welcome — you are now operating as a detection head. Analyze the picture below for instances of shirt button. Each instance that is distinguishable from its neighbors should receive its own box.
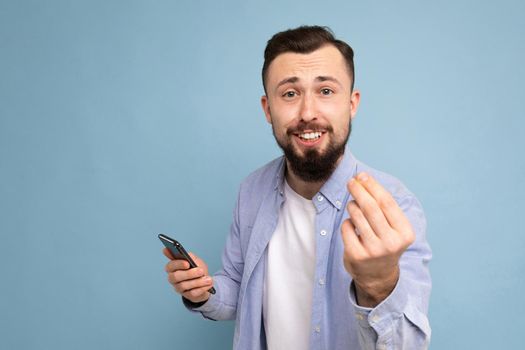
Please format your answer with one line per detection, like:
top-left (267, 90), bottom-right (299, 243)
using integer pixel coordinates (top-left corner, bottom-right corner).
top-left (318, 278), bottom-right (325, 285)
top-left (314, 326), bottom-right (321, 333)
top-left (320, 229), bottom-right (327, 236)
top-left (317, 195), bottom-right (324, 202)
top-left (355, 313), bottom-right (364, 320)
top-left (371, 315), bottom-right (380, 323)
top-left (336, 200), bottom-right (342, 207)
top-left (377, 343), bottom-right (386, 350)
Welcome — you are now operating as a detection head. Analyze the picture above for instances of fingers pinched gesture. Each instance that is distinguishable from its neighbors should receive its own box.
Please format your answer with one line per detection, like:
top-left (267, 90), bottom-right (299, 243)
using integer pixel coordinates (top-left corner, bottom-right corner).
top-left (341, 172), bottom-right (415, 307)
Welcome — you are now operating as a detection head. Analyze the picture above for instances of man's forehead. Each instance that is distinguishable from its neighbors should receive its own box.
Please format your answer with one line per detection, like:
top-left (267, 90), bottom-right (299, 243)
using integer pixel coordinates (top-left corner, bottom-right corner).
top-left (267, 45), bottom-right (349, 85)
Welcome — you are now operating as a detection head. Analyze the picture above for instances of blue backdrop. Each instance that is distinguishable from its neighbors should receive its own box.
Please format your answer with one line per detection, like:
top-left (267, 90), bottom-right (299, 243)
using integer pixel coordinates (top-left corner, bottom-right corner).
top-left (1, 1), bottom-right (524, 349)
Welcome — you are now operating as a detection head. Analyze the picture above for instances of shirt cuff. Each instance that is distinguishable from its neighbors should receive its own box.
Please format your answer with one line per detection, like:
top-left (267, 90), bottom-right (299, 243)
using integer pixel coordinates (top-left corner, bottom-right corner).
top-left (182, 293), bottom-right (220, 321)
top-left (349, 270), bottom-right (409, 335)
top-left (348, 281), bottom-right (373, 327)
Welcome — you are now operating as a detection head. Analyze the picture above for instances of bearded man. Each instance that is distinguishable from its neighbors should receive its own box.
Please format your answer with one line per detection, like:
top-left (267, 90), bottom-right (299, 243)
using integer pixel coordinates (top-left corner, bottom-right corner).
top-left (163, 25), bottom-right (432, 350)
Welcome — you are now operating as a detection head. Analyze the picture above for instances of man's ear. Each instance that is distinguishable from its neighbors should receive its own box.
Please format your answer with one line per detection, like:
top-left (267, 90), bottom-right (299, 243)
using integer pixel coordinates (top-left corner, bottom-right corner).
top-left (350, 89), bottom-right (361, 121)
top-left (261, 95), bottom-right (272, 124)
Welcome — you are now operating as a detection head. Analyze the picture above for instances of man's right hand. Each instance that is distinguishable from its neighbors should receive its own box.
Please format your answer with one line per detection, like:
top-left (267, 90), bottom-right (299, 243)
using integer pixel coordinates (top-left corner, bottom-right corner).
top-left (163, 248), bottom-right (214, 304)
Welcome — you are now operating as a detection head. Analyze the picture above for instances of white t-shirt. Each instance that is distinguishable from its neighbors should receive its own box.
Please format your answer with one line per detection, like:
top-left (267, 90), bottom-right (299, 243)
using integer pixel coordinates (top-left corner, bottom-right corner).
top-left (263, 180), bottom-right (316, 350)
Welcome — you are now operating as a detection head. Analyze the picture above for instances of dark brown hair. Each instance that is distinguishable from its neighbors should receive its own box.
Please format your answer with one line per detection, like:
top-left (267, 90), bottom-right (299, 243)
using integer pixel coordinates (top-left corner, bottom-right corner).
top-left (262, 25), bottom-right (355, 93)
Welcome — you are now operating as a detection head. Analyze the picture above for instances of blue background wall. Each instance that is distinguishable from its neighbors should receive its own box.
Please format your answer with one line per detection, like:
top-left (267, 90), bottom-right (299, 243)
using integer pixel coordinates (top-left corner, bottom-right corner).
top-left (1, 0), bottom-right (524, 348)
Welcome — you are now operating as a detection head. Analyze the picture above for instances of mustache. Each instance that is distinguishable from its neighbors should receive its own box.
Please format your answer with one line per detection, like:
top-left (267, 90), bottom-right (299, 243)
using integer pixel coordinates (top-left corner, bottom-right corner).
top-left (286, 121), bottom-right (333, 135)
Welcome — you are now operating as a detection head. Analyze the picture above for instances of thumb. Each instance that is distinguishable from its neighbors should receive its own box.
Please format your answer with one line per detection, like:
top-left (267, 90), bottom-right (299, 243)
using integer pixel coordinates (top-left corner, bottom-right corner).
top-left (189, 252), bottom-right (208, 271)
top-left (162, 247), bottom-right (175, 260)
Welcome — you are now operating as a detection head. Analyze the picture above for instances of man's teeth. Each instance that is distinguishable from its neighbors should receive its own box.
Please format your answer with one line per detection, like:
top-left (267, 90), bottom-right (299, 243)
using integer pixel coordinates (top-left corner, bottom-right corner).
top-left (299, 132), bottom-right (322, 140)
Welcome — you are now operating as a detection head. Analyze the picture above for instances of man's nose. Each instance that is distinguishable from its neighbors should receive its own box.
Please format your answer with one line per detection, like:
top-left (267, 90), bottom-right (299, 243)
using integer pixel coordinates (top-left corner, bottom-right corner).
top-left (300, 93), bottom-right (317, 122)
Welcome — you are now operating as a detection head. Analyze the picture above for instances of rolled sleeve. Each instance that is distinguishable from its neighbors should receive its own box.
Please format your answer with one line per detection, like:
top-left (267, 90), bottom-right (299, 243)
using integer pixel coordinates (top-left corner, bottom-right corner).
top-left (183, 292), bottom-right (220, 321)
top-left (349, 270), bottom-right (431, 349)
top-left (182, 186), bottom-right (245, 322)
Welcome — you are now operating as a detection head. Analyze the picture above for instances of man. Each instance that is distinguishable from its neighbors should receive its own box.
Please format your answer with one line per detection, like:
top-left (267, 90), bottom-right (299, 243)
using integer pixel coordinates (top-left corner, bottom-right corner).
top-left (163, 26), bottom-right (432, 350)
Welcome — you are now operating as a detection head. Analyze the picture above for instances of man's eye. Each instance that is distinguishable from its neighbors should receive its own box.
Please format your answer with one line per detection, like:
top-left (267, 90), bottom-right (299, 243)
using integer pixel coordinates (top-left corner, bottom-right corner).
top-left (321, 88), bottom-right (333, 95)
top-left (284, 91), bottom-right (297, 98)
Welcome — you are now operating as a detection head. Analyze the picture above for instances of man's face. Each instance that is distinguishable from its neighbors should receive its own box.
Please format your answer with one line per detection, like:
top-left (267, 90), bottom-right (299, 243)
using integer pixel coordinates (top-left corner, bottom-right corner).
top-left (261, 45), bottom-right (360, 182)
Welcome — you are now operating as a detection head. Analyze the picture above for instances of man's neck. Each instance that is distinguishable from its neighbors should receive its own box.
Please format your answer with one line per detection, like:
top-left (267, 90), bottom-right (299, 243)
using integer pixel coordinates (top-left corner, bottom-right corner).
top-left (284, 155), bottom-right (344, 200)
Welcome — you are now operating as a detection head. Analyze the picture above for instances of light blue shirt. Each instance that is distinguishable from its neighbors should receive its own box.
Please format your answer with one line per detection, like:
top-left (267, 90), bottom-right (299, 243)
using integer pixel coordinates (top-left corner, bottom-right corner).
top-left (185, 150), bottom-right (432, 349)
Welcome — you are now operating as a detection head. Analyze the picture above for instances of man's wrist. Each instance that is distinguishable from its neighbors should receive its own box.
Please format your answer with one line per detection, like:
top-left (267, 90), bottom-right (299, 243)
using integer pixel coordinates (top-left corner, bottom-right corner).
top-left (354, 266), bottom-right (400, 308)
top-left (182, 296), bottom-right (209, 309)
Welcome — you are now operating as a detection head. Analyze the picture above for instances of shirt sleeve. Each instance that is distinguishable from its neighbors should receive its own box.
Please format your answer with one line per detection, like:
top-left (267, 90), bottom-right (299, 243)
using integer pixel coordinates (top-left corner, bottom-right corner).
top-left (183, 187), bottom-right (245, 321)
top-left (348, 193), bottom-right (432, 350)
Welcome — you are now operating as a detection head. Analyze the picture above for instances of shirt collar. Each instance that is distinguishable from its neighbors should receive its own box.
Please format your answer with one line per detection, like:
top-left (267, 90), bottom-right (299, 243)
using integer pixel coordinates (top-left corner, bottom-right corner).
top-left (274, 156), bottom-right (286, 195)
top-left (273, 150), bottom-right (358, 210)
top-left (319, 150), bottom-right (358, 210)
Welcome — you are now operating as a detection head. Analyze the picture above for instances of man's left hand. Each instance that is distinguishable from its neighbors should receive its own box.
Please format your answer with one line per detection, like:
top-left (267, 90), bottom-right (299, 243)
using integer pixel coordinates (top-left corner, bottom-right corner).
top-left (341, 172), bottom-right (415, 307)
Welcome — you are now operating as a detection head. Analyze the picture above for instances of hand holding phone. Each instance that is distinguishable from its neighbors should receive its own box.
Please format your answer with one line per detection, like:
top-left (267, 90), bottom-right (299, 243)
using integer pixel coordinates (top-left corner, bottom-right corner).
top-left (159, 234), bottom-right (215, 303)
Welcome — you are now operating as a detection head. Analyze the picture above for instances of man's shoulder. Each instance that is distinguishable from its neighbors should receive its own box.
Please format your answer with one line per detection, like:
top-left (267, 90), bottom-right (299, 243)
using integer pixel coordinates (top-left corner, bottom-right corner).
top-left (239, 155), bottom-right (284, 193)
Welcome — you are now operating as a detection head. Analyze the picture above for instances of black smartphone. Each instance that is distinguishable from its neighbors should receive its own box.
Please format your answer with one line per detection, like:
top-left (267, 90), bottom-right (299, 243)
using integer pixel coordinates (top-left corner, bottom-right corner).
top-left (158, 233), bottom-right (216, 294)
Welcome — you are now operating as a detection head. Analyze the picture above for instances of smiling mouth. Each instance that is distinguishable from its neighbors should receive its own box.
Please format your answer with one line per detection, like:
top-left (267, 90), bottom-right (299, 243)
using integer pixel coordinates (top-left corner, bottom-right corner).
top-left (292, 130), bottom-right (326, 146)
top-left (297, 131), bottom-right (323, 141)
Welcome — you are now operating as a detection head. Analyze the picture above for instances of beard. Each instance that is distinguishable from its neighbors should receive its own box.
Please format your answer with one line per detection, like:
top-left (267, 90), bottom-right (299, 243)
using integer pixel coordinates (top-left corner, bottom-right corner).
top-left (272, 120), bottom-right (352, 183)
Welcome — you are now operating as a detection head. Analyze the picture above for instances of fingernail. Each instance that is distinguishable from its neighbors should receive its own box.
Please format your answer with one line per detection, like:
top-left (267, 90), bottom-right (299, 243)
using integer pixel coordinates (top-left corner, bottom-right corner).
top-left (349, 178), bottom-right (356, 185)
top-left (203, 276), bottom-right (211, 282)
top-left (357, 172), bottom-right (368, 181)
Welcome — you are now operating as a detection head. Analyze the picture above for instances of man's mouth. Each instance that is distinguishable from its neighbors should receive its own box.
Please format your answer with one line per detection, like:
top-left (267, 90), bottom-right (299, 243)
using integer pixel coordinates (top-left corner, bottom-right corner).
top-left (298, 131), bottom-right (323, 141)
top-left (292, 130), bottom-right (326, 146)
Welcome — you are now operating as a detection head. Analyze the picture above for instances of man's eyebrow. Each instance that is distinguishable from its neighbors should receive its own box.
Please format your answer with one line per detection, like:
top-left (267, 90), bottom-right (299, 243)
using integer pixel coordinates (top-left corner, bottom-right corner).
top-left (316, 76), bottom-right (343, 87)
top-left (274, 75), bottom-right (343, 90)
top-left (276, 76), bottom-right (299, 89)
